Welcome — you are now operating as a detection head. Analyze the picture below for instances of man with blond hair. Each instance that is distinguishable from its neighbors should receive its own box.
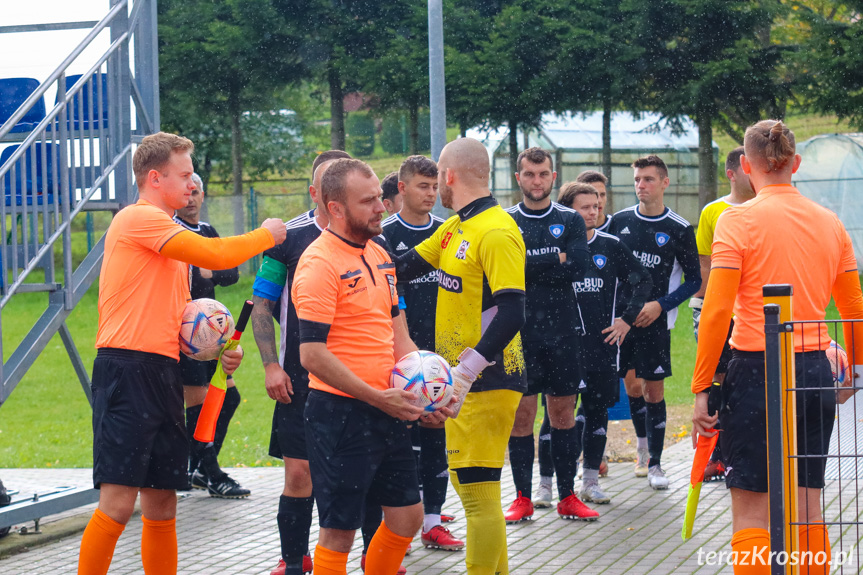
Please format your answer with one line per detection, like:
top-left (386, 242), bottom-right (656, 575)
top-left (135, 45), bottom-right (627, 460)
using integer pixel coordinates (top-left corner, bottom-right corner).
top-left (77, 132), bottom-right (286, 575)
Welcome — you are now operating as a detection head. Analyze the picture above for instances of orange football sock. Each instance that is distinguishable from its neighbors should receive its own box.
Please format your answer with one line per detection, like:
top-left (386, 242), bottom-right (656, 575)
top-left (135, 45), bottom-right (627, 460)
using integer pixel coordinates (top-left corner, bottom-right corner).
top-left (77, 508), bottom-right (125, 575)
top-left (313, 544), bottom-right (349, 575)
top-left (798, 524), bottom-right (831, 575)
top-left (141, 516), bottom-right (177, 575)
top-left (731, 528), bottom-right (770, 575)
top-left (366, 520), bottom-right (413, 575)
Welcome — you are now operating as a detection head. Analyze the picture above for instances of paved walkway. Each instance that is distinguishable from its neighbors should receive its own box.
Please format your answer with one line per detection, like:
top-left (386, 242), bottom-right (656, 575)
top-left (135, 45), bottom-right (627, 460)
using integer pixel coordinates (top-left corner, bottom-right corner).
top-left (0, 440), bottom-right (860, 574)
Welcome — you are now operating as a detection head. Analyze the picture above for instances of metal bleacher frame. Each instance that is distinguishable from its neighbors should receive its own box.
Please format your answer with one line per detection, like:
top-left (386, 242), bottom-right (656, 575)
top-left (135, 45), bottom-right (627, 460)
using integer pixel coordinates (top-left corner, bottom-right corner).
top-left (0, 0), bottom-right (159, 532)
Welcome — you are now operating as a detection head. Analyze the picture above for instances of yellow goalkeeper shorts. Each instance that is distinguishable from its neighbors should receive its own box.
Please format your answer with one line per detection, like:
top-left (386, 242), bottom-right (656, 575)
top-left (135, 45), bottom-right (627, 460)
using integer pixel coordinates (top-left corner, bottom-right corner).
top-left (446, 388), bottom-right (521, 469)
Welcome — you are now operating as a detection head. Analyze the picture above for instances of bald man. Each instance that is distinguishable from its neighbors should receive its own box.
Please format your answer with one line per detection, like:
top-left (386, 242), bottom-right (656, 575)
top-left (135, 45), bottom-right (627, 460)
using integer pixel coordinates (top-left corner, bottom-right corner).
top-left (396, 138), bottom-right (527, 575)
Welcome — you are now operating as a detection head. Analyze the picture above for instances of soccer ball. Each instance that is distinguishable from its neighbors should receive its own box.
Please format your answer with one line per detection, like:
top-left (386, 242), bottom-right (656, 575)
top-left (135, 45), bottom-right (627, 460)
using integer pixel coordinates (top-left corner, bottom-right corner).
top-left (390, 350), bottom-right (454, 412)
top-left (826, 340), bottom-right (849, 385)
top-left (179, 298), bottom-right (235, 361)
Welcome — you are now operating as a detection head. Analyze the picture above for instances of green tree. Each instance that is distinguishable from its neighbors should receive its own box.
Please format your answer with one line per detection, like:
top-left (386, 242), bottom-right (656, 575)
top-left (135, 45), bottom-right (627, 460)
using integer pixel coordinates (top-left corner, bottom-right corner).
top-left (283, 1), bottom-right (411, 150)
top-left (448, 0), bottom-right (565, 189)
top-left (159, 0), bottom-right (306, 235)
top-left (797, 2), bottom-right (863, 128)
top-left (548, 0), bottom-right (646, 209)
top-left (647, 0), bottom-right (791, 208)
top-left (360, 1), bottom-right (430, 155)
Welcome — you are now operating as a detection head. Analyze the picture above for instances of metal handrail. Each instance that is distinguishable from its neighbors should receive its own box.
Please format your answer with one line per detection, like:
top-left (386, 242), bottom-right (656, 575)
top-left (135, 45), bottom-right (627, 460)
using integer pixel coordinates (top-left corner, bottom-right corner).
top-left (0, 143), bottom-right (132, 308)
top-left (0, 33), bottom-right (128, 178)
top-left (0, 0), bottom-right (128, 139)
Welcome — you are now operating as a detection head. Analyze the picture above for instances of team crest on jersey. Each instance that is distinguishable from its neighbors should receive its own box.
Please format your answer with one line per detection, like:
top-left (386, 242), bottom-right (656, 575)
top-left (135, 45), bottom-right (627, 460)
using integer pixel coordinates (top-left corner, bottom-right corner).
top-left (593, 254), bottom-right (607, 269)
top-left (549, 224), bottom-right (564, 238)
top-left (441, 232), bottom-right (453, 248)
top-left (455, 240), bottom-right (470, 260)
top-left (655, 232), bottom-right (670, 247)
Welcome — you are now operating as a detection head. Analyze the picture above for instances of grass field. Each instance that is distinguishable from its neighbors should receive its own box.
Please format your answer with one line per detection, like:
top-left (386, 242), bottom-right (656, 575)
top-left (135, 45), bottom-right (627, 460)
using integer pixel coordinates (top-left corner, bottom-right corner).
top-left (0, 267), bottom-right (703, 469)
top-left (0, 112), bottom-right (852, 468)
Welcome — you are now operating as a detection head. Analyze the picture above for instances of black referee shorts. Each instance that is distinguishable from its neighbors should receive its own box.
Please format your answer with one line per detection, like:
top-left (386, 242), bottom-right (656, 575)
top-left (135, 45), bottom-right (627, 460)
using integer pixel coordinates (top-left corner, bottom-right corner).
top-left (177, 354), bottom-right (219, 388)
top-left (268, 370), bottom-right (310, 461)
top-left (305, 390), bottom-right (420, 531)
top-left (618, 319), bottom-right (672, 380)
top-left (91, 348), bottom-right (188, 491)
top-left (523, 335), bottom-right (584, 397)
top-left (720, 350), bottom-right (835, 493)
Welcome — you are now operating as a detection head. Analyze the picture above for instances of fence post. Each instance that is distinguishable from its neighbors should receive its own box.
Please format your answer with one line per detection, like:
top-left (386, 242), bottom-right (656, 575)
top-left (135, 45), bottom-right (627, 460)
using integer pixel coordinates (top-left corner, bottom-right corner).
top-left (763, 284), bottom-right (799, 575)
top-left (247, 186), bottom-right (258, 275)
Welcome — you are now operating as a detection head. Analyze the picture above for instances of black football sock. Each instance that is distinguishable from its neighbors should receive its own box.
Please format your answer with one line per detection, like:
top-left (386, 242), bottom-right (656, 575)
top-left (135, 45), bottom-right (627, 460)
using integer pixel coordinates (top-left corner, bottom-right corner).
top-left (361, 500), bottom-right (382, 554)
top-left (213, 386), bottom-right (240, 456)
top-left (185, 403), bottom-right (204, 472)
top-left (645, 399), bottom-right (667, 467)
top-left (551, 426), bottom-right (578, 500)
top-left (628, 395), bottom-right (648, 439)
top-left (277, 494), bottom-right (314, 573)
top-left (537, 411), bottom-right (553, 479)
top-left (582, 402), bottom-right (608, 471)
top-left (508, 434), bottom-right (534, 500)
top-left (573, 404), bottom-right (586, 463)
top-left (199, 444), bottom-right (223, 480)
top-left (420, 426), bottom-right (448, 516)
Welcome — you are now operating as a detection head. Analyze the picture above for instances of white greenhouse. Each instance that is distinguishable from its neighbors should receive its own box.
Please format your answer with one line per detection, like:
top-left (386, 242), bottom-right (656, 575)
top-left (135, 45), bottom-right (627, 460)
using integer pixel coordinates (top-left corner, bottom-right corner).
top-left (794, 133), bottom-right (863, 267)
top-left (467, 111), bottom-right (718, 225)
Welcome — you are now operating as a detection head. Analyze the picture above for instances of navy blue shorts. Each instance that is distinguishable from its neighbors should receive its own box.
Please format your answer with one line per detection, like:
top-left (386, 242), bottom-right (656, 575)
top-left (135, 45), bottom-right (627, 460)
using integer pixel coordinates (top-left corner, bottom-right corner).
top-left (305, 390), bottom-right (420, 530)
top-left (720, 350), bottom-right (835, 492)
top-left (580, 369), bottom-right (620, 409)
top-left (619, 319), bottom-right (672, 380)
top-left (523, 336), bottom-right (584, 397)
top-left (91, 348), bottom-right (188, 490)
top-left (268, 371), bottom-right (310, 461)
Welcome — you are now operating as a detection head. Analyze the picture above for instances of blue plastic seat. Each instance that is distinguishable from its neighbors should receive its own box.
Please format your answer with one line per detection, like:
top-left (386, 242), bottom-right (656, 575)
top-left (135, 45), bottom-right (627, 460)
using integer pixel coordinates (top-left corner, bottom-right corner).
top-left (0, 78), bottom-right (46, 134)
top-left (56, 73), bottom-right (109, 131)
top-left (1, 143), bottom-right (60, 206)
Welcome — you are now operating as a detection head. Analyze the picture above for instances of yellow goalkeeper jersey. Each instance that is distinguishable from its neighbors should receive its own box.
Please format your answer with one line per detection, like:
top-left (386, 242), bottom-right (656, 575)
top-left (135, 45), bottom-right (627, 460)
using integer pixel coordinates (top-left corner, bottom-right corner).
top-left (696, 195), bottom-right (733, 256)
top-left (414, 196), bottom-right (527, 393)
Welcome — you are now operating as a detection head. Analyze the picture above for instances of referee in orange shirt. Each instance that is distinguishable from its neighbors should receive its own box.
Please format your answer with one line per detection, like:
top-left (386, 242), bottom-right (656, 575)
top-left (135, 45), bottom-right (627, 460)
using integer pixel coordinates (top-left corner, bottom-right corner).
top-left (691, 120), bottom-right (863, 575)
top-left (77, 132), bottom-right (286, 575)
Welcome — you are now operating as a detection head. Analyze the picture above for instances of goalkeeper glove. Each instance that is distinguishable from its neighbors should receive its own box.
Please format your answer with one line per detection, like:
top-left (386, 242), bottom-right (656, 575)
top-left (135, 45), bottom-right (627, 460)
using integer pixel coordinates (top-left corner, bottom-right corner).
top-left (689, 297), bottom-right (703, 341)
top-left (449, 347), bottom-right (492, 418)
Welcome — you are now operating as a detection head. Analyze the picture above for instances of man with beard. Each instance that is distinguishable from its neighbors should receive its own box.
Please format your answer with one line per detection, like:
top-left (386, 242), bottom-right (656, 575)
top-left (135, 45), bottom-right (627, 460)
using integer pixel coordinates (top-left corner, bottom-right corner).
top-left (395, 137), bottom-right (527, 575)
top-left (502, 148), bottom-right (593, 522)
top-left (293, 158), bottom-right (452, 575)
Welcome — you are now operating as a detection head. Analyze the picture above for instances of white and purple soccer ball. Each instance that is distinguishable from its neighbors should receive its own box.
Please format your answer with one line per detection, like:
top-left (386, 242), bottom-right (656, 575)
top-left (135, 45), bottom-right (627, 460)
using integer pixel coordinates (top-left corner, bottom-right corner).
top-left (179, 298), bottom-right (235, 361)
top-left (390, 350), bottom-right (454, 412)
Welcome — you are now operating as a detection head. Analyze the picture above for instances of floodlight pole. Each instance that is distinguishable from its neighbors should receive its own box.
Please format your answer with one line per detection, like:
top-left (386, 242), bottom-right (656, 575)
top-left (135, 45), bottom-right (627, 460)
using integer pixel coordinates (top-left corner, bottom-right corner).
top-left (428, 0), bottom-right (448, 218)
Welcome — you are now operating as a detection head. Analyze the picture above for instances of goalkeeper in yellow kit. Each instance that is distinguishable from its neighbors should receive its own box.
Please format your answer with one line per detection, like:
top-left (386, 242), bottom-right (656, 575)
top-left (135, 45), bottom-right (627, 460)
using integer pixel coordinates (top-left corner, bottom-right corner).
top-left (396, 137), bottom-right (526, 575)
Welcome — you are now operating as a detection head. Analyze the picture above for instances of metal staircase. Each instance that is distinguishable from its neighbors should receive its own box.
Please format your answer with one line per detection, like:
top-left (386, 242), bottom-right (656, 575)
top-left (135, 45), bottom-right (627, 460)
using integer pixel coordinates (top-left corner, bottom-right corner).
top-left (0, 0), bottom-right (159, 532)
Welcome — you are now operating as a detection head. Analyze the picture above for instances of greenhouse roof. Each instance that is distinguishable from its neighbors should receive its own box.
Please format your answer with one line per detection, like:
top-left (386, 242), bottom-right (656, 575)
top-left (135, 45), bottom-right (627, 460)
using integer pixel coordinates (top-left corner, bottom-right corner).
top-left (467, 111), bottom-right (715, 158)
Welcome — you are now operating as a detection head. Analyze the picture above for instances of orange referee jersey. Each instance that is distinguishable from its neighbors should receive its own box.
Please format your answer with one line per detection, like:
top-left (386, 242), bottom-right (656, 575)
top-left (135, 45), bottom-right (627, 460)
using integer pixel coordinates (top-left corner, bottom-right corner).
top-left (692, 184), bottom-right (863, 392)
top-left (96, 200), bottom-right (189, 359)
top-left (292, 229), bottom-right (399, 397)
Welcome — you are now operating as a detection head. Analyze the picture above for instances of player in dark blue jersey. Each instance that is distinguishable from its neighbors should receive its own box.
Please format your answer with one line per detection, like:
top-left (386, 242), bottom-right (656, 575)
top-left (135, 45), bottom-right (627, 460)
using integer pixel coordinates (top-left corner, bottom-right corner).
top-left (382, 171), bottom-right (403, 216)
top-left (576, 170), bottom-right (612, 233)
top-left (502, 147), bottom-right (596, 523)
top-left (558, 182), bottom-right (652, 503)
top-left (608, 155), bottom-right (701, 490)
top-left (173, 174), bottom-right (247, 499)
top-left (381, 155), bottom-right (464, 552)
top-left (536, 170), bottom-right (615, 493)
